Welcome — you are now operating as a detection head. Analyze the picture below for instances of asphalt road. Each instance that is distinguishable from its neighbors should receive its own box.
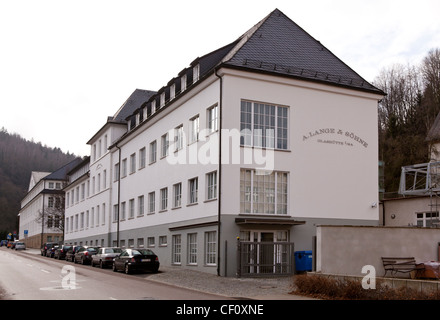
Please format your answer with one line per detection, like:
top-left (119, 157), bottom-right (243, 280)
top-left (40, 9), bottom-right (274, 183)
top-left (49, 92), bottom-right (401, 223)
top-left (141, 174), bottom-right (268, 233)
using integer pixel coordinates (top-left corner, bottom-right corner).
top-left (0, 247), bottom-right (230, 300)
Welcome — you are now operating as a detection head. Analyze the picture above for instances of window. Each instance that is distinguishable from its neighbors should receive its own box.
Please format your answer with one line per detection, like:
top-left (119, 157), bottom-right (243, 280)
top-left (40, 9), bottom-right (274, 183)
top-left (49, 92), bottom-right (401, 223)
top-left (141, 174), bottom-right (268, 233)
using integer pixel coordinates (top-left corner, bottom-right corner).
top-left (189, 115), bottom-right (199, 143)
top-left (48, 197), bottom-right (54, 208)
top-left (240, 100), bottom-right (288, 149)
top-left (170, 83), bottom-right (176, 100)
top-left (193, 64), bottom-right (200, 82)
top-left (206, 171), bottom-right (217, 200)
top-left (121, 202), bottom-right (126, 220)
top-left (139, 147), bottom-right (146, 169)
top-left (114, 163), bottom-right (120, 181)
top-left (416, 212), bottom-right (440, 227)
top-left (240, 169), bottom-right (288, 215)
top-left (173, 183), bottom-right (182, 208)
top-left (122, 158), bottom-right (127, 178)
top-left (103, 170), bottom-right (107, 189)
top-left (161, 133), bottom-right (169, 158)
top-left (160, 188), bottom-right (168, 211)
top-left (138, 195), bottom-right (144, 216)
top-left (174, 125), bottom-right (184, 151)
top-left (188, 177), bottom-right (198, 204)
top-left (149, 140), bottom-right (157, 164)
top-left (207, 104), bottom-right (218, 133)
top-left (113, 205), bottom-right (119, 222)
top-left (148, 192), bottom-right (155, 214)
top-left (147, 237), bottom-right (155, 248)
top-left (188, 233), bottom-right (197, 265)
top-left (181, 74), bottom-right (187, 92)
top-left (205, 231), bottom-right (216, 265)
top-left (129, 199), bottom-right (135, 218)
top-left (172, 235), bottom-right (181, 265)
top-left (159, 236), bottom-right (167, 246)
top-left (137, 238), bottom-right (144, 248)
top-left (130, 153), bottom-right (136, 174)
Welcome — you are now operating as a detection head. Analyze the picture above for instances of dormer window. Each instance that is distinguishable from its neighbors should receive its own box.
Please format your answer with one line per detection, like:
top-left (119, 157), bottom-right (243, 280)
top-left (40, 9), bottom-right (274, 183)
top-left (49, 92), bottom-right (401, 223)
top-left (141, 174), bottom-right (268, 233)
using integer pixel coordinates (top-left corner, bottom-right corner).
top-left (143, 107), bottom-right (148, 120)
top-left (151, 100), bottom-right (156, 114)
top-left (160, 92), bottom-right (165, 108)
top-left (170, 83), bottom-right (176, 100)
top-left (181, 74), bottom-right (187, 92)
top-left (193, 64), bottom-right (200, 83)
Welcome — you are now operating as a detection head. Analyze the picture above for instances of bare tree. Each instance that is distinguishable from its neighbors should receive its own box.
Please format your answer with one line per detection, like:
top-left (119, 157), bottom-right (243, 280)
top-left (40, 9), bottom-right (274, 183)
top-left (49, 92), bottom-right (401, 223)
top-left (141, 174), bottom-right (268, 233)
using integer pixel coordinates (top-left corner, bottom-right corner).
top-left (35, 193), bottom-right (65, 235)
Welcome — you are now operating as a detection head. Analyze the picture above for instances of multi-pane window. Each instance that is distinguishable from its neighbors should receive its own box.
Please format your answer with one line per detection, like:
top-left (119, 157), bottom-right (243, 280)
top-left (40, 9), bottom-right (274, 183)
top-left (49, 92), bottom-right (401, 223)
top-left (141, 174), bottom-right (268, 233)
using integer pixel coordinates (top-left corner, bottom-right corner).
top-left (173, 183), bottom-right (182, 208)
top-left (138, 196), bottom-right (144, 216)
top-left (149, 140), bottom-right (157, 164)
top-left (189, 115), bottom-right (199, 143)
top-left (114, 163), bottom-right (120, 181)
top-left (122, 158), bottom-right (127, 177)
top-left (174, 125), bottom-right (184, 151)
top-left (188, 233), bottom-right (197, 265)
top-left (240, 100), bottom-right (288, 149)
top-left (148, 192), bottom-right (155, 214)
top-left (161, 133), bottom-right (169, 158)
top-left (172, 235), bottom-right (182, 265)
top-left (189, 177), bottom-right (198, 204)
top-left (240, 169), bottom-right (288, 215)
top-left (206, 171), bottom-right (217, 200)
top-left (129, 199), bottom-right (135, 218)
top-left (160, 188), bottom-right (168, 211)
top-left (205, 231), bottom-right (216, 266)
top-left (416, 212), bottom-right (440, 227)
top-left (130, 153), bottom-right (136, 174)
top-left (207, 104), bottom-right (218, 133)
top-left (121, 201), bottom-right (126, 220)
top-left (139, 147), bottom-right (146, 169)
top-left (113, 205), bottom-right (119, 222)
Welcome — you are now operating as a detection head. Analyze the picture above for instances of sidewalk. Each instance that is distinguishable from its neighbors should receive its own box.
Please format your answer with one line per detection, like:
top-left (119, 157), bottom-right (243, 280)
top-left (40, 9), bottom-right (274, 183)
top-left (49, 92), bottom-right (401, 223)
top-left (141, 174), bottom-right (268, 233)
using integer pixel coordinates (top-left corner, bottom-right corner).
top-left (20, 248), bottom-right (315, 300)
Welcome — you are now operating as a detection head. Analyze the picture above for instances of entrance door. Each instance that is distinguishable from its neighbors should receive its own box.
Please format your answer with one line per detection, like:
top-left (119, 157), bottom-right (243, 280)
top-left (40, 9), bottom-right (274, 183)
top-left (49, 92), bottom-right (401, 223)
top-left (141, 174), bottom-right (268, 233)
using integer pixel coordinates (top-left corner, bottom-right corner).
top-left (259, 233), bottom-right (274, 273)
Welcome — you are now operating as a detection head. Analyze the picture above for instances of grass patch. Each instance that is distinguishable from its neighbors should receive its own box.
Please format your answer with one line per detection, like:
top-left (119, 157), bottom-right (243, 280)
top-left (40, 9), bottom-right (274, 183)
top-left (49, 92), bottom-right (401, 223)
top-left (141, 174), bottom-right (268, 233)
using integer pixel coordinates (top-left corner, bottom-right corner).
top-left (292, 274), bottom-right (440, 300)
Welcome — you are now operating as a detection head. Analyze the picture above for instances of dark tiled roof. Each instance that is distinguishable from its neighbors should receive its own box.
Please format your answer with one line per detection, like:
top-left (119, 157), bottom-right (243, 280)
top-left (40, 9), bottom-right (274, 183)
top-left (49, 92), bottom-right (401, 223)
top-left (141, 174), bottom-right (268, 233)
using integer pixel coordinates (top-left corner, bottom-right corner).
top-left (43, 157), bottom-right (83, 181)
top-left (221, 9), bottom-right (383, 94)
top-left (113, 89), bottom-right (157, 122)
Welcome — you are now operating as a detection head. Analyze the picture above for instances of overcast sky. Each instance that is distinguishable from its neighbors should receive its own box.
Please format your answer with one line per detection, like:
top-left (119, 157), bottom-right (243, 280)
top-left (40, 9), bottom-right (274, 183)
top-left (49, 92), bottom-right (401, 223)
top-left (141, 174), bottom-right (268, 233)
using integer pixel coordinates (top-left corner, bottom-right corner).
top-left (1, 0), bottom-right (439, 157)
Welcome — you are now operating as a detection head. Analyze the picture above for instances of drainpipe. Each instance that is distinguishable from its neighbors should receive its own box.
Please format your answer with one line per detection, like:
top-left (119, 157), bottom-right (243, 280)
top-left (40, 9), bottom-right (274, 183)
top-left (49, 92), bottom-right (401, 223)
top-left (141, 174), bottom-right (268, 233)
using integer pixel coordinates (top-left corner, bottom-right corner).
top-left (214, 68), bottom-right (223, 276)
top-left (116, 144), bottom-right (122, 247)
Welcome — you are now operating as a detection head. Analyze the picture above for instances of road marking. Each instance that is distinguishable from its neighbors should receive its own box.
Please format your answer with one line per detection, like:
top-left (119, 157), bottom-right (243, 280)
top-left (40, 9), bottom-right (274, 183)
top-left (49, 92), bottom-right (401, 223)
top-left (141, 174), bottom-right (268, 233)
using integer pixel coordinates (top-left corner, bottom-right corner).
top-left (40, 269), bottom-right (50, 273)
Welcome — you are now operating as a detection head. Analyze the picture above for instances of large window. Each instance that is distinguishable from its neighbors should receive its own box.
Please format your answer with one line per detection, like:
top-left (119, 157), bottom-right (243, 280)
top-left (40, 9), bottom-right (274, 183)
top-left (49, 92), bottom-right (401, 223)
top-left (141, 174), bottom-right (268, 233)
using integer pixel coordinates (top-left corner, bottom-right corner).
top-left (160, 188), bottom-right (168, 211)
top-left (188, 233), bottom-right (197, 265)
top-left (207, 104), bottom-right (218, 133)
top-left (174, 125), bottom-right (184, 151)
top-left (161, 133), bottom-right (169, 158)
top-left (172, 234), bottom-right (182, 265)
top-left (240, 100), bottom-right (288, 149)
top-left (189, 115), bottom-right (199, 143)
top-left (205, 231), bottom-right (216, 266)
top-left (206, 171), bottom-right (217, 200)
top-left (173, 183), bottom-right (182, 208)
top-left (189, 177), bottom-right (198, 204)
top-left (240, 169), bottom-right (288, 215)
top-left (416, 212), bottom-right (440, 227)
top-left (149, 140), bottom-right (157, 164)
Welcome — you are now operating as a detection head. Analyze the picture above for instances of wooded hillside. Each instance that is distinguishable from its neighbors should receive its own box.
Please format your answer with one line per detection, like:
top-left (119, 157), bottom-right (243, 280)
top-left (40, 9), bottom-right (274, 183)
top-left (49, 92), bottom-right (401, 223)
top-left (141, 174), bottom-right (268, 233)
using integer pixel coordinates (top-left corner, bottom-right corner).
top-left (0, 128), bottom-right (76, 238)
top-left (374, 48), bottom-right (440, 197)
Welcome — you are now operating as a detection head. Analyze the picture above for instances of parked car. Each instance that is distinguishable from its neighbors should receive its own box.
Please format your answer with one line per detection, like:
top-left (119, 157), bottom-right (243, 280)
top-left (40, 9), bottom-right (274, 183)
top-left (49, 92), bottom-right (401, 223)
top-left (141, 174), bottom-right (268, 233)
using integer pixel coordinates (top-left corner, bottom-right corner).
top-left (54, 245), bottom-right (72, 260)
top-left (46, 245), bottom-right (59, 258)
top-left (91, 247), bottom-right (122, 268)
top-left (41, 242), bottom-right (58, 256)
top-left (112, 248), bottom-right (159, 274)
top-left (14, 242), bottom-right (26, 250)
top-left (74, 246), bottom-right (99, 265)
top-left (65, 246), bottom-right (81, 262)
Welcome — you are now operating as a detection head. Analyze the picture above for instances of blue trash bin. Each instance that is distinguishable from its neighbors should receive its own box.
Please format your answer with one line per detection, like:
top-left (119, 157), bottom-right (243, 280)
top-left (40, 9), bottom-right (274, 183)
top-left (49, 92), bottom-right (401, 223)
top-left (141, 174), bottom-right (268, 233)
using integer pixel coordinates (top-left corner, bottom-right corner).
top-left (295, 250), bottom-right (312, 272)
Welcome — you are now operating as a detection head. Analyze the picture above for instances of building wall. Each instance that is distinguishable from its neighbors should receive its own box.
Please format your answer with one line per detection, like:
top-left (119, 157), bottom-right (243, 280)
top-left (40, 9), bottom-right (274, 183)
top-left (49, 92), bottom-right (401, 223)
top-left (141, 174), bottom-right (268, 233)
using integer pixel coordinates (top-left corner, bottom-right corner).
top-left (317, 225), bottom-right (440, 277)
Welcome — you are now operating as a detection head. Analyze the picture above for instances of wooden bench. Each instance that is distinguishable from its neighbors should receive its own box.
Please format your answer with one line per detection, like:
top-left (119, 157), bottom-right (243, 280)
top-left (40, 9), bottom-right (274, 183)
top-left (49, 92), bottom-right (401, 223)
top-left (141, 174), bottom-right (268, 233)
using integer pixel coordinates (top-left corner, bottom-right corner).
top-left (381, 257), bottom-right (425, 278)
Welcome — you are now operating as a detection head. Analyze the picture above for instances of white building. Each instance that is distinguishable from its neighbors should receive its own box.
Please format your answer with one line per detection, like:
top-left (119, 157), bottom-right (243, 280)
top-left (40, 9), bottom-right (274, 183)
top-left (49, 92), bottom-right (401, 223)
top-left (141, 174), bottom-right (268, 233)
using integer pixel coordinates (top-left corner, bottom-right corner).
top-left (19, 159), bottom-right (82, 248)
top-left (64, 9), bottom-right (384, 276)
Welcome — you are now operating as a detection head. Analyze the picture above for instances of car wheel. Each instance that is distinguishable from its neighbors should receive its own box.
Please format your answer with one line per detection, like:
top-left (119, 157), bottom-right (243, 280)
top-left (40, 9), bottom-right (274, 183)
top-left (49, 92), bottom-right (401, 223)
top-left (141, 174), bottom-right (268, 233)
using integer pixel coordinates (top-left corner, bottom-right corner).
top-left (112, 263), bottom-right (118, 272)
top-left (124, 264), bottom-right (130, 274)
top-left (99, 261), bottom-right (104, 269)
top-left (81, 257), bottom-right (85, 265)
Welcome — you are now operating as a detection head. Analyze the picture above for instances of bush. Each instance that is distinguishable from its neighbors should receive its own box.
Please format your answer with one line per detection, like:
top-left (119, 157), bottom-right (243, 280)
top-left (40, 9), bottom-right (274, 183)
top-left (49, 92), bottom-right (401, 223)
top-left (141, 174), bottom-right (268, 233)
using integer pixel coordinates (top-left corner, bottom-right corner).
top-left (292, 274), bottom-right (440, 300)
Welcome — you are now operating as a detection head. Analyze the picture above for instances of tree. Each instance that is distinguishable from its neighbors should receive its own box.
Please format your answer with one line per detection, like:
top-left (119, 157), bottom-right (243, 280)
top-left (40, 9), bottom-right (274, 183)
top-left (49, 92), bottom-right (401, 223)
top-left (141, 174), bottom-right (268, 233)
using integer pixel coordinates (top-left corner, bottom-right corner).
top-left (35, 193), bottom-right (66, 239)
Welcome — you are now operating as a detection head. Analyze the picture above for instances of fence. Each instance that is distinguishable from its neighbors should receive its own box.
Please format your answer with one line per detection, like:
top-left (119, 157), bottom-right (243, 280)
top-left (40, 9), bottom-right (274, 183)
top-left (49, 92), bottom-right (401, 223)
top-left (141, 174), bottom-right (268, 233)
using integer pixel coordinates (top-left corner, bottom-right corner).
top-left (236, 241), bottom-right (295, 277)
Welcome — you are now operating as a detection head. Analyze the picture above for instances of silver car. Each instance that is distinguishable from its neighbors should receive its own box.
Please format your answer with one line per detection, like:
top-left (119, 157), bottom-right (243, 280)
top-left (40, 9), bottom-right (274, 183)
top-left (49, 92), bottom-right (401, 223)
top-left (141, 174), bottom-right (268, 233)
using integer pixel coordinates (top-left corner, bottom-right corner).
top-left (91, 247), bottom-right (122, 268)
top-left (14, 242), bottom-right (26, 250)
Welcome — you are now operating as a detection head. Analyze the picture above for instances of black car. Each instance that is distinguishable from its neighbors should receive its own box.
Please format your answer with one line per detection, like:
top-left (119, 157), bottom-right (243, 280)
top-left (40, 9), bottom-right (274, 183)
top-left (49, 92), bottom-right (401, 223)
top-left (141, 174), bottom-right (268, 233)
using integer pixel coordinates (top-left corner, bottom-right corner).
top-left (74, 246), bottom-right (99, 265)
top-left (112, 248), bottom-right (160, 274)
top-left (41, 242), bottom-right (59, 256)
top-left (54, 245), bottom-right (72, 260)
top-left (65, 246), bottom-right (81, 262)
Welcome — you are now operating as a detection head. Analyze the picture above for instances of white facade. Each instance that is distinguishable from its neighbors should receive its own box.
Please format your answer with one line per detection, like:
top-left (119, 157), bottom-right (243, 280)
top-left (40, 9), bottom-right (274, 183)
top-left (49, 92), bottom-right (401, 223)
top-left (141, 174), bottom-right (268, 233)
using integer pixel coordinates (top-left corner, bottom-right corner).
top-left (63, 9), bottom-right (384, 276)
